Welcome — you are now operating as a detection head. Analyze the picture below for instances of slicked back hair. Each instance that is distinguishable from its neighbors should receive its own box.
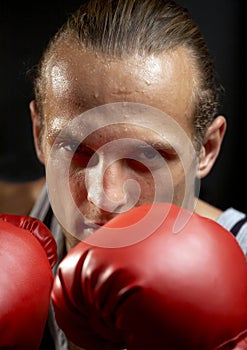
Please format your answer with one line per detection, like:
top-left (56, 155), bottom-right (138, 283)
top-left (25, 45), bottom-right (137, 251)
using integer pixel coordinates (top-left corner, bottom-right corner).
top-left (33, 0), bottom-right (222, 149)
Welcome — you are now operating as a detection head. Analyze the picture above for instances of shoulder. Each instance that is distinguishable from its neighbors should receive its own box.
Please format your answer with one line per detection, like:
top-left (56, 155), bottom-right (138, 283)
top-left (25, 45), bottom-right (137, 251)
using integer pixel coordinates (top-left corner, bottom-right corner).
top-left (216, 207), bottom-right (247, 234)
top-left (29, 183), bottom-right (67, 269)
top-left (194, 199), bottom-right (223, 221)
top-left (195, 199), bottom-right (247, 255)
top-left (217, 207), bottom-right (247, 254)
top-left (29, 183), bottom-right (51, 221)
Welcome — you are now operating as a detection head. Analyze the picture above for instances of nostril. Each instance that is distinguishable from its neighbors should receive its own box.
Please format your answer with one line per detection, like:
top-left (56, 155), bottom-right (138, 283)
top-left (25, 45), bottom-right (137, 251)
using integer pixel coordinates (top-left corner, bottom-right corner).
top-left (87, 185), bottom-right (127, 214)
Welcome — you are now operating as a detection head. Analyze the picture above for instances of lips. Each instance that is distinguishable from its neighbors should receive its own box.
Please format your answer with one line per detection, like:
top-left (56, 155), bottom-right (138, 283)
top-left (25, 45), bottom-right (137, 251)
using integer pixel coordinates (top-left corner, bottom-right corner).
top-left (72, 221), bottom-right (102, 241)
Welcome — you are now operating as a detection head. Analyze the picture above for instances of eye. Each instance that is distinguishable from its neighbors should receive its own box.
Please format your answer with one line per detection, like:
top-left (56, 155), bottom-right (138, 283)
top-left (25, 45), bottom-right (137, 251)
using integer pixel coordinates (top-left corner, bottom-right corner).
top-left (59, 141), bottom-right (78, 153)
top-left (72, 144), bottom-right (98, 168)
top-left (126, 144), bottom-right (176, 173)
top-left (132, 145), bottom-right (163, 163)
top-left (55, 140), bottom-right (98, 168)
top-left (138, 147), bottom-right (160, 161)
top-left (125, 146), bottom-right (161, 173)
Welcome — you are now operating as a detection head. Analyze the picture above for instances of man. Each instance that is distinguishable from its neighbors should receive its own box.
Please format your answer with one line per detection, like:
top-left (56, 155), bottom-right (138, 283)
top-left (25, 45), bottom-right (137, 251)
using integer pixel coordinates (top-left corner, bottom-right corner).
top-left (28, 0), bottom-right (247, 348)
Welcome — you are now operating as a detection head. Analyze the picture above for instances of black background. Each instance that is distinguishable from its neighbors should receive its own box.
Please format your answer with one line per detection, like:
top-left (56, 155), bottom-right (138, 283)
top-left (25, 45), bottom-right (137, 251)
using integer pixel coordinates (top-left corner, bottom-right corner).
top-left (0, 0), bottom-right (246, 213)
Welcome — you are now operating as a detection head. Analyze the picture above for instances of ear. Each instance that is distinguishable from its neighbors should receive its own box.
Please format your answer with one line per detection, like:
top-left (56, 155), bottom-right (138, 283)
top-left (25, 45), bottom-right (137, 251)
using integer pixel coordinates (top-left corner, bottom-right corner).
top-left (196, 115), bottom-right (227, 179)
top-left (29, 100), bottom-right (45, 164)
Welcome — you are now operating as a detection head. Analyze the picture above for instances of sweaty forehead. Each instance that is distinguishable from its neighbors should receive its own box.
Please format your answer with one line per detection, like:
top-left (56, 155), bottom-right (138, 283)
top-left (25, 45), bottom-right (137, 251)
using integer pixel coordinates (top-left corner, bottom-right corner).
top-left (44, 43), bottom-right (197, 133)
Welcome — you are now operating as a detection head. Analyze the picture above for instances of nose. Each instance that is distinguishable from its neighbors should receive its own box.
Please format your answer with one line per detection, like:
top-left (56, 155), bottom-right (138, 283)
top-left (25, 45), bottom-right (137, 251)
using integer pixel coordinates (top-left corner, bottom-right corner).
top-left (86, 159), bottom-right (128, 214)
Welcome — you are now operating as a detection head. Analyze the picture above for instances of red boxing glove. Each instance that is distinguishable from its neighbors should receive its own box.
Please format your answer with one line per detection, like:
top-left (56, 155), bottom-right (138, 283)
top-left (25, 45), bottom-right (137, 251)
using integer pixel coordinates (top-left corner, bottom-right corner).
top-left (232, 338), bottom-right (247, 350)
top-left (51, 203), bottom-right (247, 350)
top-left (0, 214), bottom-right (57, 350)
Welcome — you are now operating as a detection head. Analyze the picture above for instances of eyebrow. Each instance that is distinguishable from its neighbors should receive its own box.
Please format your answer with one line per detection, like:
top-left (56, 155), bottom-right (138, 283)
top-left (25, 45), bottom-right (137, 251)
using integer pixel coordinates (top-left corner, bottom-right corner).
top-left (48, 125), bottom-right (177, 152)
top-left (140, 139), bottom-right (176, 152)
top-left (48, 128), bottom-right (83, 143)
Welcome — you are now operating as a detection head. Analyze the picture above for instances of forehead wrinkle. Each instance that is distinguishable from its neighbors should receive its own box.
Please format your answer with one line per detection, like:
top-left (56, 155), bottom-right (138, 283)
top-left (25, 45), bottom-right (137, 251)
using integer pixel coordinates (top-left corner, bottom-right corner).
top-left (44, 45), bottom-right (196, 147)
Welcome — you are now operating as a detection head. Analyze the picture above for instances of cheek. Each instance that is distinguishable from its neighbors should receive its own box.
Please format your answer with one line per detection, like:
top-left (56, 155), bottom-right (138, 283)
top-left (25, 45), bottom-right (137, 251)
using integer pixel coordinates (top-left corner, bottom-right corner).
top-left (135, 173), bottom-right (155, 204)
top-left (171, 159), bottom-right (197, 208)
top-left (136, 159), bottom-right (194, 206)
top-left (170, 162), bottom-right (186, 188)
top-left (69, 171), bottom-right (87, 206)
top-left (134, 167), bottom-right (174, 204)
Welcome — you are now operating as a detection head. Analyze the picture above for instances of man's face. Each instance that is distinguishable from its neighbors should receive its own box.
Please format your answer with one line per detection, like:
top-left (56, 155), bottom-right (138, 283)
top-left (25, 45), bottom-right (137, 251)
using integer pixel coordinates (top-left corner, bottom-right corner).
top-left (38, 44), bottom-right (199, 246)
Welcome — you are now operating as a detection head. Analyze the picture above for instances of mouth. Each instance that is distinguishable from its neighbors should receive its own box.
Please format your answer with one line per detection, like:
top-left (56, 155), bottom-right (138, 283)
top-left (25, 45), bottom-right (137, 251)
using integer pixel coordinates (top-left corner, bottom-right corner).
top-left (72, 221), bottom-right (104, 241)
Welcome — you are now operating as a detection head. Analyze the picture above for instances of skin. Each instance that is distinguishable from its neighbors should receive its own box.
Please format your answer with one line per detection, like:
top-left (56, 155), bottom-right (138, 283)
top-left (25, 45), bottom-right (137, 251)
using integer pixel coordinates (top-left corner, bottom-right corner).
top-left (30, 43), bottom-right (226, 251)
top-left (0, 178), bottom-right (45, 215)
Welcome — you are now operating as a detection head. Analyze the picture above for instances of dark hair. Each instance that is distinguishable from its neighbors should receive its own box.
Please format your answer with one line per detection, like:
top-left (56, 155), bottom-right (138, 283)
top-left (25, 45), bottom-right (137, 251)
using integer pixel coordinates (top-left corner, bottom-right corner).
top-left (33, 0), bottom-right (222, 149)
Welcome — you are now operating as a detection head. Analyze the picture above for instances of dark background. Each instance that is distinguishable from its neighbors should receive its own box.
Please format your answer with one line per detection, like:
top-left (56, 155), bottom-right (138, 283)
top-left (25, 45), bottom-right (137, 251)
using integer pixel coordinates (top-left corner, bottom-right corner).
top-left (0, 0), bottom-right (246, 212)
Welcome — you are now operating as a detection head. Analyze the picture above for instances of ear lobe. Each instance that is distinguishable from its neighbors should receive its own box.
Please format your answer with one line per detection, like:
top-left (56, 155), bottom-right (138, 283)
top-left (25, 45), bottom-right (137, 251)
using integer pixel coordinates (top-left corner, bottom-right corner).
top-left (29, 100), bottom-right (45, 164)
top-left (196, 116), bottom-right (227, 179)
